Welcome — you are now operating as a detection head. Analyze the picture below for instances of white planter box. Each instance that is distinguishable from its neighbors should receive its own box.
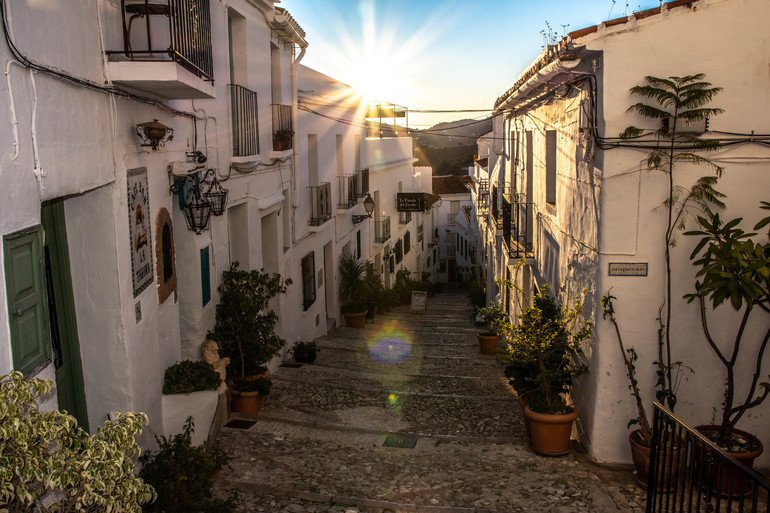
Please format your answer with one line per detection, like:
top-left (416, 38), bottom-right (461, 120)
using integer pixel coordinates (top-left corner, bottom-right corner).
top-left (161, 390), bottom-right (218, 446)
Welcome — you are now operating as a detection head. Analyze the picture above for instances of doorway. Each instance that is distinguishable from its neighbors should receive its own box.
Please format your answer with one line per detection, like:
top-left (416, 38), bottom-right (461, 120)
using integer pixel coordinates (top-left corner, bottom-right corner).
top-left (323, 242), bottom-right (334, 328)
top-left (41, 200), bottom-right (88, 429)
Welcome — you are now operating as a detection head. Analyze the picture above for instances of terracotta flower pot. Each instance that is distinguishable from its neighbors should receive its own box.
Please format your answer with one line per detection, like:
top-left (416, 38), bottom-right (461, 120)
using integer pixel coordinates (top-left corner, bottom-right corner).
top-left (695, 425), bottom-right (764, 497)
top-left (343, 311), bottom-right (367, 328)
top-left (477, 332), bottom-right (498, 354)
top-left (229, 390), bottom-right (267, 415)
top-left (629, 429), bottom-right (682, 491)
top-left (523, 405), bottom-right (577, 456)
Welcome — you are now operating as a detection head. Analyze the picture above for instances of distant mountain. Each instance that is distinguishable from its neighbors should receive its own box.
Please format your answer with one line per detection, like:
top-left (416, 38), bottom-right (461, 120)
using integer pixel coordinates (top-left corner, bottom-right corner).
top-left (412, 118), bottom-right (492, 175)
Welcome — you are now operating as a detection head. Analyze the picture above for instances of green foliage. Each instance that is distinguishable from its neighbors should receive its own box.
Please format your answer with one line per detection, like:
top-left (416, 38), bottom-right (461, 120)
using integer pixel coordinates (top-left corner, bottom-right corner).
top-left (619, 74), bottom-right (725, 414)
top-left (163, 360), bottom-right (221, 395)
top-left (139, 417), bottom-right (234, 513)
top-left (338, 250), bottom-right (381, 313)
top-left (230, 377), bottom-right (272, 395)
top-left (500, 287), bottom-right (590, 414)
top-left (684, 202), bottom-right (770, 446)
top-left (476, 301), bottom-right (510, 338)
top-left (466, 281), bottom-right (486, 316)
top-left (212, 262), bottom-right (291, 380)
top-left (0, 371), bottom-right (155, 512)
top-left (289, 340), bottom-right (319, 363)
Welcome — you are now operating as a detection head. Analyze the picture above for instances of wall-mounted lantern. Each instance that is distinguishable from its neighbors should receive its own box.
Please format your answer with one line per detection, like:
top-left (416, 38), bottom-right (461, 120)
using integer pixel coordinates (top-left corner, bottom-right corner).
top-left (169, 157), bottom-right (228, 234)
top-left (352, 193), bottom-right (375, 224)
top-left (136, 119), bottom-right (174, 150)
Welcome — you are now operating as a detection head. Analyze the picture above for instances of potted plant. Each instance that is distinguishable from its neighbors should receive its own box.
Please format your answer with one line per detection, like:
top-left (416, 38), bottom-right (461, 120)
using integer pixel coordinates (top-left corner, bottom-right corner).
top-left (476, 301), bottom-right (508, 354)
top-left (211, 262), bottom-right (291, 414)
top-left (289, 340), bottom-right (319, 364)
top-left (160, 360), bottom-right (221, 446)
top-left (339, 250), bottom-right (381, 327)
top-left (501, 286), bottom-right (590, 456)
top-left (139, 417), bottom-right (235, 513)
top-left (684, 202), bottom-right (770, 494)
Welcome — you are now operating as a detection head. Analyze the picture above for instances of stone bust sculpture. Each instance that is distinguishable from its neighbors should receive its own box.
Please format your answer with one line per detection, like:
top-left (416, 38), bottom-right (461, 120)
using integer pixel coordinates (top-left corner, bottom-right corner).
top-left (201, 339), bottom-right (230, 394)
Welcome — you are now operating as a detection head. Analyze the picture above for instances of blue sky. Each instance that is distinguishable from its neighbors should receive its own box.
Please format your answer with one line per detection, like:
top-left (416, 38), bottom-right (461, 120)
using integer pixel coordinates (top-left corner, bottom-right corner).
top-left (280, 0), bottom-right (663, 127)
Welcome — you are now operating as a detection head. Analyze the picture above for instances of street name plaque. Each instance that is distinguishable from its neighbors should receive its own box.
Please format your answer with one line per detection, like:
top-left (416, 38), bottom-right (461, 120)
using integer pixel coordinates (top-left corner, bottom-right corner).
top-left (608, 262), bottom-right (648, 276)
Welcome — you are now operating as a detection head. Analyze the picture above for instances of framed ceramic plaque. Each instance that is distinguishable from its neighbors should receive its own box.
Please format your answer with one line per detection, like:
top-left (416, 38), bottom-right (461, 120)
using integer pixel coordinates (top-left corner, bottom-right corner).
top-left (128, 167), bottom-right (154, 297)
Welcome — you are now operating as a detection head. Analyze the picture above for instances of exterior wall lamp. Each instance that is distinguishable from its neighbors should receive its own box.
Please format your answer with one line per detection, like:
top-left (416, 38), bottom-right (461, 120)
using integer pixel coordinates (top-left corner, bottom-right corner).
top-left (136, 119), bottom-right (174, 150)
top-left (169, 167), bottom-right (229, 234)
top-left (352, 193), bottom-right (375, 224)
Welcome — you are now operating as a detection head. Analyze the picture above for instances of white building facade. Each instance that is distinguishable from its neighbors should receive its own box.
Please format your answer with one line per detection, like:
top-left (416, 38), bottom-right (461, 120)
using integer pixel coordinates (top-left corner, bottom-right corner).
top-left (476, 0), bottom-right (770, 466)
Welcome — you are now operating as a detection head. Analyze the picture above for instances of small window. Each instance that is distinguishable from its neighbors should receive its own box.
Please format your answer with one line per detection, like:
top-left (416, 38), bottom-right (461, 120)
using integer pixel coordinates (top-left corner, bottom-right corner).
top-left (301, 252), bottom-right (316, 311)
top-left (404, 231), bottom-right (411, 254)
top-left (546, 130), bottom-right (557, 206)
top-left (200, 247), bottom-right (211, 306)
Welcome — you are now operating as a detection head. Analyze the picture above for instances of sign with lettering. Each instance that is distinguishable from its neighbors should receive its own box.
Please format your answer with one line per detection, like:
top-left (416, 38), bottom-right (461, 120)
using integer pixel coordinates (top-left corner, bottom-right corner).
top-left (396, 193), bottom-right (425, 212)
top-left (410, 291), bottom-right (427, 313)
top-left (127, 167), bottom-right (154, 297)
top-left (608, 262), bottom-right (648, 277)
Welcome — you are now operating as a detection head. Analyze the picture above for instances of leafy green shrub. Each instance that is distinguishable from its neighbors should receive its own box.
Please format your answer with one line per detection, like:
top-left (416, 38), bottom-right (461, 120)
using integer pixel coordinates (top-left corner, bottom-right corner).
top-left (230, 376), bottom-right (271, 394)
top-left (500, 286), bottom-right (590, 413)
top-left (139, 417), bottom-right (234, 513)
top-left (467, 281), bottom-right (486, 315)
top-left (163, 360), bottom-right (221, 395)
top-left (212, 262), bottom-right (291, 380)
top-left (289, 340), bottom-right (319, 363)
top-left (0, 371), bottom-right (155, 512)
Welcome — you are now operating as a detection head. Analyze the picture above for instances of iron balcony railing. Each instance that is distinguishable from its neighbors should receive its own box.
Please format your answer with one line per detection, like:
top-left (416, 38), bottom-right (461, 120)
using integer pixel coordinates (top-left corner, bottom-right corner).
top-left (375, 216), bottom-right (391, 243)
top-left (416, 224), bottom-right (424, 243)
top-left (491, 184), bottom-right (500, 226)
top-left (337, 175), bottom-right (359, 209)
top-left (399, 211), bottom-right (412, 225)
top-left (512, 195), bottom-right (535, 258)
top-left (502, 195), bottom-right (512, 249)
top-left (308, 183), bottom-right (331, 226)
top-left (112, 0), bottom-right (214, 82)
top-left (272, 104), bottom-right (293, 151)
top-left (229, 84), bottom-right (259, 156)
top-left (357, 168), bottom-right (369, 197)
top-left (646, 402), bottom-right (770, 513)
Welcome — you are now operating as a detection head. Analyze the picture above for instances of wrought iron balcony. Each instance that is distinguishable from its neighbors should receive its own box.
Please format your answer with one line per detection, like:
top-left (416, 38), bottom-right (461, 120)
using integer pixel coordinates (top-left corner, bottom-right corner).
top-left (272, 104), bottom-right (293, 151)
top-left (337, 175), bottom-right (359, 209)
top-left (375, 216), bottom-right (391, 243)
top-left (229, 84), bottom-right (259, 157)
top-left (357, 168), bottom-right (369, 197)
top-left (505, 193), bottom-right (535, 258)
top-left (399, 211), bottom-right (412, 225)
top-left (309, 183), bottom-right (331, 226)
top-left (478, 179), bottom-right (489, 195)
top-left (107, 0), bottom-right (215, 99)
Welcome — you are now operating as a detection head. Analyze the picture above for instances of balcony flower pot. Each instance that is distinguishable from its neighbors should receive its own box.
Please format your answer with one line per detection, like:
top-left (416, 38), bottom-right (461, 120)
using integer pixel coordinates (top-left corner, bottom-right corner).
top-left (523, 404), bottom-right (578, 456)
top-left (695, 425), bottom-right (764, 497)
top-left (477, 332), bottom-right (498, 354)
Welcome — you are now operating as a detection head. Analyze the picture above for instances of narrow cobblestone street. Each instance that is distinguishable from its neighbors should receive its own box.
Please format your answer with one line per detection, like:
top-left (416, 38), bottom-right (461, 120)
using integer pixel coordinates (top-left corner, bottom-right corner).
top-left (214, 290), bottom-right (647, 512)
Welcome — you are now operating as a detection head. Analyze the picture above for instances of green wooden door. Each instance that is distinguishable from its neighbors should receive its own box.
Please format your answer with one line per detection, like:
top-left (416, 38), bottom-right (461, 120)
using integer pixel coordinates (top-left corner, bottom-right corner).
top-left (41, 201), bottom-right (89, 430)
top-left (4, 226), bottom-right (51, 375)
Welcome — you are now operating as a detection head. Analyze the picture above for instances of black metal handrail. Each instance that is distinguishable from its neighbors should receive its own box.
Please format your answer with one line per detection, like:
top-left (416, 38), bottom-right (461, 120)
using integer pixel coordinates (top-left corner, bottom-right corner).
top-left (229, 84), bottom-right (259, 156)
top-left (647, 402), bottom-right (770, 513)
top-left (112, 0), bottom-right (214, 82)
top-left (509, 194), bottom-right (534, 258)
top-left (272, 104), bottom-right (293, 151)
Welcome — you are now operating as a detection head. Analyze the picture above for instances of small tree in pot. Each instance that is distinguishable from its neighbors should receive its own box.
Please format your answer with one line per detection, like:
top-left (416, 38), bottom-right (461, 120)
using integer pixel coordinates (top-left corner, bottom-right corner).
top-left (211, 262), bottom-right (291, 413)
top-left (501, 286), bottom-right (590, 455)
top-left (476, 301), bottom-right (509, 354)
top-left (338, 250), bottom-right (381, 327)
top-left (684, 202), bottom-right (770, 458)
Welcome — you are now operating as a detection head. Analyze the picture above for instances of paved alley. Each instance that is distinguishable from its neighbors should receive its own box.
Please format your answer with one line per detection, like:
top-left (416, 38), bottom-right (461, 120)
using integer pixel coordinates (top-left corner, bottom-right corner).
top-left (214, 290), bottom-right (647, 513)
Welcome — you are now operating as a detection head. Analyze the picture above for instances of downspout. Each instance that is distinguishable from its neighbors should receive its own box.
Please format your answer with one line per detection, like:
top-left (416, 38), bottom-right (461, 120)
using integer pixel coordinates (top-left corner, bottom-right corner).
top-left (290, 44), bottom-right (306, 245)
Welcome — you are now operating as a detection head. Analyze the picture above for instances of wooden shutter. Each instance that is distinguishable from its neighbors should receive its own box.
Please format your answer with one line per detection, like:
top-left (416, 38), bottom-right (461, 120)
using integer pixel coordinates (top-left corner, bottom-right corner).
top-left (302, 252), bottom-right (315, 311)
top-left (4, 226), bottom-right (51, 375)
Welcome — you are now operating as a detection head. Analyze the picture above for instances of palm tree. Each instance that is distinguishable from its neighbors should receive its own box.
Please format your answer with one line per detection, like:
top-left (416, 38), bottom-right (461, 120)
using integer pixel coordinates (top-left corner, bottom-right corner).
top-left (620, 74), bottom-right (725, 410)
